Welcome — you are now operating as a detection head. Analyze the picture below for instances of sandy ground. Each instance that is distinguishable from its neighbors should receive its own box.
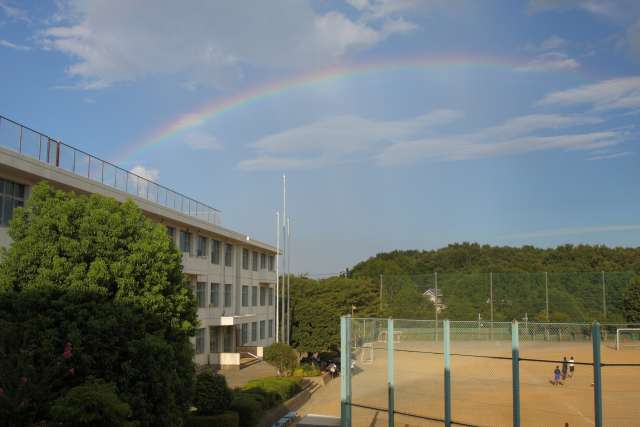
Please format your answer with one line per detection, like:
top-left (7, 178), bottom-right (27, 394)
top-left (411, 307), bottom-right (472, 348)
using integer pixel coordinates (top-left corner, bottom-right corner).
top-left (298, 341), bottom-right (640, 426)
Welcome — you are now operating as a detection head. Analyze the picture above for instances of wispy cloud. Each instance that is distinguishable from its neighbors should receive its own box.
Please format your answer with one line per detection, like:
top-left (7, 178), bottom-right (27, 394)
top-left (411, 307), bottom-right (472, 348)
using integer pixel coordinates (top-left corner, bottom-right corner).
top-left (500, 224), bottom-right (640, 240)
top-left (0, 1), bottom-right (31, 23)
top-left (130, 165), bottom-right (160, 182)
top-left (587, 151), bottom-right (633, 161)
top-left (0, 39), bottom-right (31, 51)
top-left (539, 76), bottom-right (640, 111)
top-left (517, 52), bottom-right (579, 72)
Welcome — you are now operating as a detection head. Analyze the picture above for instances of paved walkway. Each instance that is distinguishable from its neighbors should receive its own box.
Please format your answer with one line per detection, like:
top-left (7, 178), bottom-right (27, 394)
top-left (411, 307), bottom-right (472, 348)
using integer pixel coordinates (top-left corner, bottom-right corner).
top-left (219, 361), bottom-right (278, 388)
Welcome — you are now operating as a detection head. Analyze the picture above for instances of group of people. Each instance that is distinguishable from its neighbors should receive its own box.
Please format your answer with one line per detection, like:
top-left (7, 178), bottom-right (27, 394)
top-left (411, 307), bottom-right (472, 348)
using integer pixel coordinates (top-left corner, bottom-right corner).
top-left (552, 356), bottom-right (575, 385)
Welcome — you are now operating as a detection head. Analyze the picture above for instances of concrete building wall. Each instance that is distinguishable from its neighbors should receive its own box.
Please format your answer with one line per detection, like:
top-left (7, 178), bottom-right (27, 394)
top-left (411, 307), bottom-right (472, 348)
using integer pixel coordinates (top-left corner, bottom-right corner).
top-left (0, 145), bottom-right (277, 368)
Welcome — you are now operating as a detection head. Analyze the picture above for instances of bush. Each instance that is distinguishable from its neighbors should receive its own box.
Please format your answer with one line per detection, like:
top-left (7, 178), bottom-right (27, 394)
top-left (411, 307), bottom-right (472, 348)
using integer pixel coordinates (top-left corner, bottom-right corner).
top-left (186, 412), bottom-right (239, 427)
top-left (293, 363), bottom-right (322, 377)
top-left (263, 343), bottom-right (298, 376)
top-left (242, 377), bottom-right (302, 402)
top-left (230, 396), bottom-right (263, 427)
top-left (50, 379), bottom-right (132, 427)
top-left (193, 372), bottom-right (232, 415)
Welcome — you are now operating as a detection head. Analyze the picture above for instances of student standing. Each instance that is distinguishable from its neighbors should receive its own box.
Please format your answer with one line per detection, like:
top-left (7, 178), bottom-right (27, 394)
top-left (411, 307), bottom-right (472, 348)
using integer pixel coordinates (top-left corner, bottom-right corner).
top-left (561, 356), bottom-right (568, 380)
top-left (568, 356), bottom-right (575, 378)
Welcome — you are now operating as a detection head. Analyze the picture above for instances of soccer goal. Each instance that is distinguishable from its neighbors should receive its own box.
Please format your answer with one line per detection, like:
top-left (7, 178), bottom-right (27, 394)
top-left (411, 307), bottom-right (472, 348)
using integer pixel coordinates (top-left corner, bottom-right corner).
top-left (616, 328), bottom-right (640, 350)
top-left (377, 330), bottom-right (402, 343)
top-left (359, 342), bottom-right (374, 365)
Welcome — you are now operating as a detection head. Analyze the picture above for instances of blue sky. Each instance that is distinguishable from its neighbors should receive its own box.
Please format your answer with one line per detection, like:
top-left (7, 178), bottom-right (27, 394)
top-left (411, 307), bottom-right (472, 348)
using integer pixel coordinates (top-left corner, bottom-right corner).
top-left (0, 0), bottom-right (639, 274)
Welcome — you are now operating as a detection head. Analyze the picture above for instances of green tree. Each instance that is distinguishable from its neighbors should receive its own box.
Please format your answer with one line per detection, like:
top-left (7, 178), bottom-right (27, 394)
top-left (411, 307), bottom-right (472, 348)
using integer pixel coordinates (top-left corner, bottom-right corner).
top-left (193, 372), bottom-right (232, 415)
top-left (263, 343), bottom-right (298, 376)
top-left (623, 277), bottom-right (640, 322)
top-left (0, 183), bottom-right (197, 426)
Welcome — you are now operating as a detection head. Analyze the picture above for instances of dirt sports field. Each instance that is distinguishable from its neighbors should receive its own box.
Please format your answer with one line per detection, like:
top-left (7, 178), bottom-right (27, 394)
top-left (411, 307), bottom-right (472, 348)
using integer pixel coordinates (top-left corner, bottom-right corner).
top-left (299, 341), bottom-right (640, 426)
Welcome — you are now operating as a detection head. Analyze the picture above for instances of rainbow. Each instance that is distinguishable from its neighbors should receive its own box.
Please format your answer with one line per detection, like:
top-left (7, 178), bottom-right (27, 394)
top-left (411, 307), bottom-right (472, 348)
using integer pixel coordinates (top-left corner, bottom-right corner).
top-left (119, 53), bottom-right (568, 162)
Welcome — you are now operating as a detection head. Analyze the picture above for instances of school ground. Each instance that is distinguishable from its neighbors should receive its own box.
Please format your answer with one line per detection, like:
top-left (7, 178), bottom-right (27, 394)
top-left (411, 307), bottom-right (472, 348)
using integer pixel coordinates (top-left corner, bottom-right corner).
top-left (298, 341), bottom-right (640, 426)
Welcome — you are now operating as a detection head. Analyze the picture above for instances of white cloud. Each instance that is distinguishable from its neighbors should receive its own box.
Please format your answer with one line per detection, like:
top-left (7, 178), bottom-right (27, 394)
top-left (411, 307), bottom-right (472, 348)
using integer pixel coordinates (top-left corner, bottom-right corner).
top-left (182, 130), bottom-right (223, 151)
top-left (130, 165), bottom-right (160, 182)
top-left (500, 224), bottom-right (640, 240)
top-left (517, 52), bottom-right (579, 72)
top-left (587, 151), bottom-right (633, 160)
top-left (0, 39), bottom-right (31, 51)
top-left (538, 76), bottom-right (640, 111)
top-left (40, 0), bottom-right (414, 89)
top-left (525, 35), bottom-right (568, 52)
top-left (0, 1), bottom-right (31, 22)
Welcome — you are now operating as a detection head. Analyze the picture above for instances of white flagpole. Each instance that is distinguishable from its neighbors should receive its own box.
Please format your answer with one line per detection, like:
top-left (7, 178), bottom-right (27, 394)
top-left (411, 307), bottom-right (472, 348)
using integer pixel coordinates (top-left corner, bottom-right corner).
top-left (287, 216), bottom-right (291, 345)
top-left (275, 211), bottom-right (280, 343)
top-left (282, 174), bottom-right (286, 342)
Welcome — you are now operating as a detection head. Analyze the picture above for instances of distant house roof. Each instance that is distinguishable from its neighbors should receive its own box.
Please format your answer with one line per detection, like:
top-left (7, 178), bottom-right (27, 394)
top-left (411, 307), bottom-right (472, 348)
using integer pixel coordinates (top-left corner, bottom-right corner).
top-left (423, 288), bottom-right (443, 297)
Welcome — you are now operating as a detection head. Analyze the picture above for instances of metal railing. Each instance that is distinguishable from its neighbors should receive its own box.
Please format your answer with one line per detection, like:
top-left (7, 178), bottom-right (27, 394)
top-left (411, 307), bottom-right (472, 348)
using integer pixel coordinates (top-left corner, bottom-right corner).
top-left (0, 115), bottom-right (221, 225)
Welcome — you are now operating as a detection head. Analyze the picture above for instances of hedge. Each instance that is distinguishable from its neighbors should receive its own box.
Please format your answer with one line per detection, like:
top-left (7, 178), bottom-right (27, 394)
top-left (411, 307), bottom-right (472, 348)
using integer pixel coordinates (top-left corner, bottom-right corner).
top-left (186, 412), bottom-right (239, 427)
top-left (230, 396), bottom-right (263, 427)
top-left (242, 377), bottom-right (302, 402)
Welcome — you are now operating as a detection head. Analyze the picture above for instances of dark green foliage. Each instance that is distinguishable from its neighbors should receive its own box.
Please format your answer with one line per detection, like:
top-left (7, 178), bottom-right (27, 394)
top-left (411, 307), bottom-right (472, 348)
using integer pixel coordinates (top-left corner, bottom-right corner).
top-left (242, 377), bottom-right (302, 402)
top-left (624, 277), bottom-right (640, 322)
top-left (230, 396), bottom-right (263, 427)
top-left (186, 412), bottom-right (239, 427)
top-left (289, 276), bottom-right (380, 352)
top-left (50, 378), bottom-right (132, 427)
top-left (293, 363), bottom-right (322, 377)
top-left (0, 183), bottom-right (196, 426)
top-left (263, 343), bottom-right (298, 376)
top-left (193, 372), bottom-right (232, 415)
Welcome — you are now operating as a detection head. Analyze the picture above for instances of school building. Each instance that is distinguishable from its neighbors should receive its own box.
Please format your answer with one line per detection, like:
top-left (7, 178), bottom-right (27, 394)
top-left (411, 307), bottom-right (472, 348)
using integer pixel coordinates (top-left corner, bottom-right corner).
top-left (0, 114), bottom-right (277, 369)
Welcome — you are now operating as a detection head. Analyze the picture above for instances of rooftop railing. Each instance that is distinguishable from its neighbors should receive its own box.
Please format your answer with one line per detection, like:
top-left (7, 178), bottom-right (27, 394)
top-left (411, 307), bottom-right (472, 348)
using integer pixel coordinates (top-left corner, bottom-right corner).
top-left (0, 115), bottom-right (221, 225)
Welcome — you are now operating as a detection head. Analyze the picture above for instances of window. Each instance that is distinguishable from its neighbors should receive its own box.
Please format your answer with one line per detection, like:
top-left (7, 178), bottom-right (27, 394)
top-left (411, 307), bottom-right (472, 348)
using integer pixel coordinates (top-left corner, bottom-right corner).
top-left (209, 327), bottom-right (218, 353)
top-left (252, 251), bottom-right (258, 271)
top-left (268, 255), bottom-right (275, 272)
top-left (179, 230), bottom-right (192, 254)
top-left (224, 244), bottom-right (233, 267)
top-left (166, 226), bottom-right (175, 242)
top-left (268, 320), bottom-right (273, 338)
top-left (196, 282), bottom-right (207, 308)
top-left (241, 324), bottom-right (248, 345)
top-left (268, 287), bottom-right (273, 306)
top-left (251, 322), bottom-right (257, 342)
top-left (260, 320), bottom-right (265, 340)
top-left (242, 248), bottom-right (249, 270)
top-left (260, 253), bottom-right (267, 270)
top-left (195, 328), bottom-right (205, 354)
top-left (0, 179), bottom-right (25, 226)
top-left (197, 236), bottom-right (207, 257)
top-left (224, 284), bottom-right (232, 307)
top-left (241, 286), bottom-right (248, 307)
top-left (210, 283), bottom-right (219, 307)
top-left (260, 287), bottom-right (266, 306)
top-left (251, 286), bottom-right (257, 306)
top-left (211, 240), bottom-right (221, 264)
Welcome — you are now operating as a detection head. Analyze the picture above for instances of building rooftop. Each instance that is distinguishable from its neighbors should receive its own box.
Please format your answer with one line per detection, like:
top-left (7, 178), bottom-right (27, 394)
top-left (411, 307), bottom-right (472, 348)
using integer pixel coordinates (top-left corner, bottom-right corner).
top-left (0, 114), bottom-right (221, 225)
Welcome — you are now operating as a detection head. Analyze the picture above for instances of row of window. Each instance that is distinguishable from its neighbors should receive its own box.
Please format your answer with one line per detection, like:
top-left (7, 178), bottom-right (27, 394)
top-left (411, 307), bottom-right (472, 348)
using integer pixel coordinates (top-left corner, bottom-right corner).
top-left (194, 320), bottom-right (274, 354)
top-left (194, 282), bottom-right (274, 309)
top-left (167, 226), bottom-right (275, 271)
top-left (241, 285), bottom-right (274, 307)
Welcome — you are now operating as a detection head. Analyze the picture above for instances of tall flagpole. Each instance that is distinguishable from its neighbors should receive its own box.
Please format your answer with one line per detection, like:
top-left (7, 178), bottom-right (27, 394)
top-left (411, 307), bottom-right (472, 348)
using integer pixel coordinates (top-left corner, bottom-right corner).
top-left (287, 216), bottom-right (291, 345)
top-left (282, 174), bottom-right (287, 342)
top-left (275, 211), bottom-right (280, 343)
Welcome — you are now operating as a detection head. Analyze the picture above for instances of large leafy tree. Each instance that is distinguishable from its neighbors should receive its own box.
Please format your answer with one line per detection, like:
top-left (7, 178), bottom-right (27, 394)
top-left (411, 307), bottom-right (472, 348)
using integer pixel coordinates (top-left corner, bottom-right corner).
top-left (623, 277), bottom-right (640, 323)
top-left (0, 182), bottom-right (197, 426)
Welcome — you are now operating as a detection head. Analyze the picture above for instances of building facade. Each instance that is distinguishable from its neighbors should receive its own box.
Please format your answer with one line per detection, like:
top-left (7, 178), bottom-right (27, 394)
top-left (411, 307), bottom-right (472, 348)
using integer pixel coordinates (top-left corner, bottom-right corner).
top-left (0, 115), bottom-right (277, 369)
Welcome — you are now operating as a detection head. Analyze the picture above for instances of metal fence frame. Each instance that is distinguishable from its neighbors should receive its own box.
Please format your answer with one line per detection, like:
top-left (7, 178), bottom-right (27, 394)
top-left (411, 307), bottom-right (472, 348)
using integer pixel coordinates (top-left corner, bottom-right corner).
top-left (341, 316), bottom-right (640, 427)
top-left (0, 114), bottom-right (221, 225)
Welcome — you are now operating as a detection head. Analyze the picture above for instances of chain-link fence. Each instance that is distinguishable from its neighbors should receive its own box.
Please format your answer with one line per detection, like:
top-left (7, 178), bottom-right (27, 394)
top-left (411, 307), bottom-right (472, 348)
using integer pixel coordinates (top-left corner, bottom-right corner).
top-left (341, 317), bottom-right (640, 427)
top-left (379, 272), bottom-right (636, 324)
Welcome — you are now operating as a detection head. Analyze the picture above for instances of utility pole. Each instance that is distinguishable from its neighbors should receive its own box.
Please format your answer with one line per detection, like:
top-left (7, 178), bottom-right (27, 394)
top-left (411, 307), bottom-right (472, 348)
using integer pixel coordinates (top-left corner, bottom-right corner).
top-left (282, 174), bottom-right (286, 342)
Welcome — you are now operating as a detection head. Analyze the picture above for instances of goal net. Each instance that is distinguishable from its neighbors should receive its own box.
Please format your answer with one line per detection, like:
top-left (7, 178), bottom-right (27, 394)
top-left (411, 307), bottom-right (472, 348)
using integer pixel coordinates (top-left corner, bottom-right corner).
top-left (616, 328), bottom-right (640, 350)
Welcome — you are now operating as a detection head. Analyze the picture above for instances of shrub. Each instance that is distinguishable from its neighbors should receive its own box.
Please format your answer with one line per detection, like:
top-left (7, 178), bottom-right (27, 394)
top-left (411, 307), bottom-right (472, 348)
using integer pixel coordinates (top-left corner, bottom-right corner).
top-left (293, 363), bottom-right (322, 377)
top-left (186, 412), bottom-right (239, 427)
top-left (50, 378), bottom-right (132, 427)
top-left (193, 372), bottom-right (232, 415)
top-left (263, 343), bottom-right (298, 376)
top-left (242, 377), bottom-right (302, 402)
top-left (230, 395), bottom-right (263, 427)
top-left (234, 389), bottom-right (275, 410)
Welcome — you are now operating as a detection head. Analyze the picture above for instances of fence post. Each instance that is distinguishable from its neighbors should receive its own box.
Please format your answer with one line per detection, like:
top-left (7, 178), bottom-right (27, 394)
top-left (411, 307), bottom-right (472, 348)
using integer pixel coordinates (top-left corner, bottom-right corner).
top-left (592, 321), bottom-right (603, 427)
top-left (512, 320), bottom-right (520, 427)
top-left (387, 318), bottom-right (395, 427)
top-left (444, 319), bottom-right (451, 427)
top-left (340, 315), bottom-right (352, 427)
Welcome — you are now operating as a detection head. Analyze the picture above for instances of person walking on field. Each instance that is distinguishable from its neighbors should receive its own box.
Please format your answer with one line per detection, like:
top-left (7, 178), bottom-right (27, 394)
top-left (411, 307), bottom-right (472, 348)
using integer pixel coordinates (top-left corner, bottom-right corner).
top-left (553, 366), bottom-right (562, 386)
top-left (561, 356), bottom-right (569, 380)
top-left (568, 356), bottom-right (575, 378)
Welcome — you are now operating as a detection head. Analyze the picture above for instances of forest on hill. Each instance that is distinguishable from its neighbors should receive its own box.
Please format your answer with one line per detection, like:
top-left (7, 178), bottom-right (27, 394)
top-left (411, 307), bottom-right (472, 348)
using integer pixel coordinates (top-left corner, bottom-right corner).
top-left (289, 243), bottom-right (640, 351)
